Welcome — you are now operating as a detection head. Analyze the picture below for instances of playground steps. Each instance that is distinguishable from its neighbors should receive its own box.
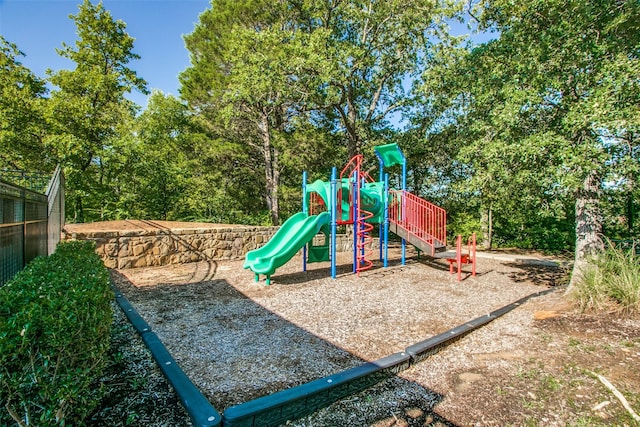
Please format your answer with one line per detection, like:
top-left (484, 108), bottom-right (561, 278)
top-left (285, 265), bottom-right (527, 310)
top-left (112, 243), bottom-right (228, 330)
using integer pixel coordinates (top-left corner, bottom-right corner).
top-left (389, 222), bottom-right (447, 256)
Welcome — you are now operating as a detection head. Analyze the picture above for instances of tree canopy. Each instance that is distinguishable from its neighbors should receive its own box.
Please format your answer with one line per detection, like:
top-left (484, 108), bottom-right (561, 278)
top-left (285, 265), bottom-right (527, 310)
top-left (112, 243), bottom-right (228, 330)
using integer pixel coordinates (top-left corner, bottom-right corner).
top-left (45, 0), bottom-right (148, 221)
top-left (412, 0), bottom-right (639, 263)
top-left (0, 37), bottom-right (51, 171)
top-left (180, 0), bottom-right (458, 224)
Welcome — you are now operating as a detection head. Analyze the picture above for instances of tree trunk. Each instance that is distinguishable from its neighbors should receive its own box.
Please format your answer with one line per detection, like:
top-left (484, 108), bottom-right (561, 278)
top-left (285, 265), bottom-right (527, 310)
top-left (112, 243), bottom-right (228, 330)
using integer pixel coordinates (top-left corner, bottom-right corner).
top-left (480, 204), bottom-right (493, 249)
top-left (342, 83), bottom-right (361, 159)
top-left (259, 110), bottom-right (280, 226)
top-left (74, 195), bottom-right (84, 223)
top-left (626, 179), bottom-right (634, 238)
top-left (624, 131), bottom-right (636, 238)
top-left (568, 171), bottom-right (604, 291)
top-left (347, 95), bottom-right (359, 158)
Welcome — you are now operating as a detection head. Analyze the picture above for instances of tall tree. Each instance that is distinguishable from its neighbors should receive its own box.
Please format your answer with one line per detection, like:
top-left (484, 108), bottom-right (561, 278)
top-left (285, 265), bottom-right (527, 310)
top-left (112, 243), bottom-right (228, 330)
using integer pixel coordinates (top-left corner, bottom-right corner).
top-left (0, 37), bottom-right (52, 171)
top-left (124, 91), bottom-right (210, 221)
top-left (415, 39), bottom-right (575, 250)
top-left (313, 0), bottom-right (456, 159)
top-left (181, 0), bottom-right (455, 224)
top-left (428, 0), bottom-right (640, 282)
top-left (490, 0), bottom-right (638, 284)
top-left (181, 0), bottom-right (333, 225)
top-left (46, 0), bottom-right (147, 222)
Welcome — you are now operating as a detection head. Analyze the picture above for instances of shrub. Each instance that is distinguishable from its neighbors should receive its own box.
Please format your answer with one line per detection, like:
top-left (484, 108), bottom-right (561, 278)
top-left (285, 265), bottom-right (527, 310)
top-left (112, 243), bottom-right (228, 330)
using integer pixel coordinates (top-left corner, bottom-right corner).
top-left (571, 244), bottom-right (640, 316)
top-left (0, 240), bottom-right (113, 426)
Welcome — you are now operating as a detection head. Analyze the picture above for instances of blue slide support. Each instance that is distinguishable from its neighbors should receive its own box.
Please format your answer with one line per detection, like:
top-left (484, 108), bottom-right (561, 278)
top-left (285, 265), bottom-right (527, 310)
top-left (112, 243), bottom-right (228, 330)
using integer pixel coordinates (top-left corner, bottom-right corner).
top-left (383, 173), bottom-right (389, 268)
top-left (302, 171), bottom-right (308, 273)
top-left (352, 170), bottom-right (358, 273)
top-left (330, 167), bottom-right (337, 279)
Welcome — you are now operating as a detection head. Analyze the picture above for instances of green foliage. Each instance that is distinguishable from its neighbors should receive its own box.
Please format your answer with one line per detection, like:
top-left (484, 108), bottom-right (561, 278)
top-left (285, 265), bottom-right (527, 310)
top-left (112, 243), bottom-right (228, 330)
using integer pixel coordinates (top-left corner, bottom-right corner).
top-left (0, 36), bottom-right (53, 171)
top-left (0, 240), bottom-right (113, 426)
top-left (491, 216), bottom-right (575, 252)
top-left (602, 184), bottom-right (640, 241)
top-left (181, 0), bottom-right (457, 224)
top-left (446, 211), bottom-right (481, 243)
top-left (118, 91), bottom-right (196, 220)
top-left (414, 0), bottom-right (640, 257)
top-left (477, 0), bottom-right (639, 261)
top-left (312, 0), bottom-right (458, 158)
top-left (45, 0), bottom-right (147, 223)
top-left (571, 243), bottom-right (640, 315)
top-left (2, 0), bottom-right (638, 257)
top-left (181, 0), bottom-right (336, 224)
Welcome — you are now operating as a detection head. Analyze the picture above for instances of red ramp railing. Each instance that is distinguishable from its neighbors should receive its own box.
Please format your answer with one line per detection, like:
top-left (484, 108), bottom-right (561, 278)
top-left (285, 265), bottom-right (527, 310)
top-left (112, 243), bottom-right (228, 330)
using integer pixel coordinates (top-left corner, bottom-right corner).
top-left (388, 190), bottom-right (446, 256)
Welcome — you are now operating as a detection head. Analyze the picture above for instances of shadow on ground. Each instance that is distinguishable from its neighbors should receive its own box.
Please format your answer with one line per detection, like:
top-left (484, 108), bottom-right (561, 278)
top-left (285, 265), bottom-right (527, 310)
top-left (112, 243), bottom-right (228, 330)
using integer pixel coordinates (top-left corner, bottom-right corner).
top-left (112, 270), bottom-right (461, 426)
top-left (502, 262), bottom-right (567, 287)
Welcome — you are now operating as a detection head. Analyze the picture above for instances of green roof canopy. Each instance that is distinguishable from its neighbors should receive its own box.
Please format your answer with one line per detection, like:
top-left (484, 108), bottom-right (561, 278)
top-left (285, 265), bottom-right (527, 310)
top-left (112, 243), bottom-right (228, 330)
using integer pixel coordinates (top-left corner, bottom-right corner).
top-left (374, 143), bottom-right (405, 168)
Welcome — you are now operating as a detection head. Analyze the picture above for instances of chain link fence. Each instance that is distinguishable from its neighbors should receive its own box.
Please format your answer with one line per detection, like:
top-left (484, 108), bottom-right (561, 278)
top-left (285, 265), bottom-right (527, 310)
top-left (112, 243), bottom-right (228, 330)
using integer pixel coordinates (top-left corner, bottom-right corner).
top-left (0, 166), bottom-right (65, 286)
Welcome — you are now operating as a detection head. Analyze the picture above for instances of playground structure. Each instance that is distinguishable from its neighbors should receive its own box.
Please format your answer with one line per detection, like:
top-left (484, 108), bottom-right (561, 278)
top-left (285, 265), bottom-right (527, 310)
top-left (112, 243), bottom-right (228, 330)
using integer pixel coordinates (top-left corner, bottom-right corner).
top-left (243, 143), bottom-right (448, 284)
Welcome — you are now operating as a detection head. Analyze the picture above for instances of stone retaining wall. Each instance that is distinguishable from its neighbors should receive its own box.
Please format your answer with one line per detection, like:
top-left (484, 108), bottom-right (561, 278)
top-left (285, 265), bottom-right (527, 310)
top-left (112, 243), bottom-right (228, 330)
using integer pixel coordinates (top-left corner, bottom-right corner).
top-left (63, 225), bottom-right (375, 269)
top-left (63, 226), bottom-right (279, 269)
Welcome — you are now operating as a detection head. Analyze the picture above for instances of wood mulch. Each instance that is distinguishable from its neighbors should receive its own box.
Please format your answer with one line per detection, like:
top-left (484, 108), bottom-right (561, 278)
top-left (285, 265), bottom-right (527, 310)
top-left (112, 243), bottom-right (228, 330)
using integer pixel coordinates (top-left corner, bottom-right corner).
top-left (82, 221), bottom-right (638, 426)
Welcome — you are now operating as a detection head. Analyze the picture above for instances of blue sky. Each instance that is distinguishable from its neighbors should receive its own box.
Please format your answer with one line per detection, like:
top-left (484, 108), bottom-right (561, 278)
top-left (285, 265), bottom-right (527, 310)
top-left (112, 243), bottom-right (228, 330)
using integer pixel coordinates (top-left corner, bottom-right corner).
top-left (0, 0), bottom-right (210, 108)
top-left (0, 1), bottom-right (492, 112)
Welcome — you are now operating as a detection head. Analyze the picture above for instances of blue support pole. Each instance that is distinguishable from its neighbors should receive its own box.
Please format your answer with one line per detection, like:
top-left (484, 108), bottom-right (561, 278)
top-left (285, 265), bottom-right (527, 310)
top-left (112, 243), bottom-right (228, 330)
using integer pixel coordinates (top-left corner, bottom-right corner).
top-left (378, 158), bottom-right (384, 261)
top-left (384, 173), bottom-right (389, 268)
top-left (401, 238), bottom-right (406, 266)
top-left (330, 167), bottom-right (337, 279)
top-left (360, 177), bottom-right (366, 264)
top-left (402, 161), bottom-right (407, 192)
top-left (302, 171), bottom-right (308, 214)
top-left (401, 157), bottom-right (407, 265)
top-left (302, 171), bottom-right (308, 272)
top-left (352, 171), bottom-right (358, 273)
top-left (378, 224), bottom-right (383, 261)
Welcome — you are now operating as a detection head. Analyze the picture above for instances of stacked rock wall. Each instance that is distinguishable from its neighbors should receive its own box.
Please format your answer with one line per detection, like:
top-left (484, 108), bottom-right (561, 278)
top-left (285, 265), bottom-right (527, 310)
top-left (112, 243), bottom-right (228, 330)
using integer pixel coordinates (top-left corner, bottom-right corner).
top-left (63, 226), bottom-right (378, 269)
top-left (64, 225), bottom-right (377, 269)
top-left (63, 226), bottom-right (278, 269)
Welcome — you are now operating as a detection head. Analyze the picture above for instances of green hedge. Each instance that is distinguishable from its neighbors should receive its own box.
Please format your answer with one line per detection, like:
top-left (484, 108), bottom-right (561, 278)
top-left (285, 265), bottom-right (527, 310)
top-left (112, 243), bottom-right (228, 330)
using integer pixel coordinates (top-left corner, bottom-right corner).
top-left (0, 240), bottom-right (113, 426)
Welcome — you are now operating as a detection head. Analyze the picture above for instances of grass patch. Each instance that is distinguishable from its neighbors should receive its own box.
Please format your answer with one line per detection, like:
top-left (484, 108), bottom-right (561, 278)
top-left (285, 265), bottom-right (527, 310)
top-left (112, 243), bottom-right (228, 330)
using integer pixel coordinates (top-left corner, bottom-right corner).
top-left (571, 244), bottom-right (640, 316)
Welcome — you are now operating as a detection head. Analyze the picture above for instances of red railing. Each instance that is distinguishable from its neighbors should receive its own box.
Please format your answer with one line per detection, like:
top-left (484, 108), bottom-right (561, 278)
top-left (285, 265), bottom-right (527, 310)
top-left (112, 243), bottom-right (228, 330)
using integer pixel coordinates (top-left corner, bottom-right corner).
top-left (388, 190), bottom-right (447, 256)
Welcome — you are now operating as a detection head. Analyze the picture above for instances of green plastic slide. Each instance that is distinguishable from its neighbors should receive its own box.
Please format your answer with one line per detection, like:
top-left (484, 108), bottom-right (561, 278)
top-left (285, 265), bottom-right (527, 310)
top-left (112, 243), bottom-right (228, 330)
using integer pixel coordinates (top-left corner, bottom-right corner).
top-left (243, 211), bottom-right (331, 278)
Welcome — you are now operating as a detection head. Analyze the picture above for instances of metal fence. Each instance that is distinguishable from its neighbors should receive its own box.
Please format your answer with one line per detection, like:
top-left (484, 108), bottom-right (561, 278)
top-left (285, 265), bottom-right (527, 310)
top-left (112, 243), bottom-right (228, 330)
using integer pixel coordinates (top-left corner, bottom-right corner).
top-left (46, 166), bottom-right (65, 256)
top-left (0, 166), bottom-right (65, 286)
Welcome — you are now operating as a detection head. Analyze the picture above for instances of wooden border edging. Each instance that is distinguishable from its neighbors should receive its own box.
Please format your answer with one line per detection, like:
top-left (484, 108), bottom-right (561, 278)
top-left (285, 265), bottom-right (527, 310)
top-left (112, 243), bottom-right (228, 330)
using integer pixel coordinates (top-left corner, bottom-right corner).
top-left (222, 352), bottom-right (411, 427)
top-left (113, 285), bottom-right (222, 427)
